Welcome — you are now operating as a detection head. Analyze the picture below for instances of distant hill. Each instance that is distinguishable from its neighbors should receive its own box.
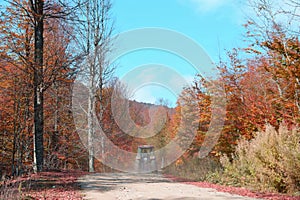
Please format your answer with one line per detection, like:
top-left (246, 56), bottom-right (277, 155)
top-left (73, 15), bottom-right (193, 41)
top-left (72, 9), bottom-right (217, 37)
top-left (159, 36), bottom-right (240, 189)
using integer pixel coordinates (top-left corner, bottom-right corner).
top-left (128, 100), bottom-right (175, 127)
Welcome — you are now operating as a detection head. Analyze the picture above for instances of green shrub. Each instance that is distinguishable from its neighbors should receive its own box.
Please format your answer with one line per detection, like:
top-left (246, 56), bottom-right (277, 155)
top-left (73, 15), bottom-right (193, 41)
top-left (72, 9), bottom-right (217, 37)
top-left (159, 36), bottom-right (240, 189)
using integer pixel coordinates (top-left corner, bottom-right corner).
top-left (208, 124), bottom-right (300, 194)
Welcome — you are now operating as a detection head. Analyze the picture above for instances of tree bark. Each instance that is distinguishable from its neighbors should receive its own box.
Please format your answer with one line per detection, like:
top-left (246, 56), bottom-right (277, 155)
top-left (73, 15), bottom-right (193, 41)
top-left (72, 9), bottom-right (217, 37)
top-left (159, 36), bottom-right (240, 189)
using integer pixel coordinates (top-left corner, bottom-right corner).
top-left (33, 0), bottom-right (44, 173)
top-left (88, 89), bottom-right (95, 172)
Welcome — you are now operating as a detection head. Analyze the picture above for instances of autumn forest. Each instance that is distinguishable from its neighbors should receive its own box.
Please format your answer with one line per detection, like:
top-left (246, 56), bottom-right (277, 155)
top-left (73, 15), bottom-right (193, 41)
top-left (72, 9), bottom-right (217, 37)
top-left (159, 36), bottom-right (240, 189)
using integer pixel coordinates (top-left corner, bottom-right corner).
top-left (0, 0), bottom-right (300, 197)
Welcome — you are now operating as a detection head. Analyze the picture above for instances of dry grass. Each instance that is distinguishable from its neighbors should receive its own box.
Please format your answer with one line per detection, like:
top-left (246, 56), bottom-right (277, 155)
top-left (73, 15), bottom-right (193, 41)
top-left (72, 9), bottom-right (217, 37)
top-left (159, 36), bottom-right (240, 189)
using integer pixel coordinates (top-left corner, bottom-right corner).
top-left (208, 124), bottom-right (300, 195)
top-left (163, 156), bottom-right (221, 182)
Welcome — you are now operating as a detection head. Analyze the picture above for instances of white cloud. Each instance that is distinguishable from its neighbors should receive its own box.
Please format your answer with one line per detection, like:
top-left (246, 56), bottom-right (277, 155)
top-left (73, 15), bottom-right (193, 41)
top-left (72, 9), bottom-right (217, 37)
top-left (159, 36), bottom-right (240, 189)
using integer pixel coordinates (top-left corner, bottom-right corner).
top-left (132, 88), bottom-right (156, 104)
top-left (185, 0), bottom-right (234, 13)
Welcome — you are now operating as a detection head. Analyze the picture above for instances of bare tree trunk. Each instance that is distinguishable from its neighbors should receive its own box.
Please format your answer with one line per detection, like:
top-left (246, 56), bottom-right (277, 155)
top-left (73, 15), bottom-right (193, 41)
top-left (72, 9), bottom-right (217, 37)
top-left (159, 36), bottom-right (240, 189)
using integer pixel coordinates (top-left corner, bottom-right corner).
top-left (32, 0), bottom-right (44, 173)
top-left (78, 0), bottom-right (113, 172)
top-left (73, 0), bottom-right (114, 172)
top-left (88, 81), bottom-right (95, 172)
top-left (52, 83), bottom-right (59, 152)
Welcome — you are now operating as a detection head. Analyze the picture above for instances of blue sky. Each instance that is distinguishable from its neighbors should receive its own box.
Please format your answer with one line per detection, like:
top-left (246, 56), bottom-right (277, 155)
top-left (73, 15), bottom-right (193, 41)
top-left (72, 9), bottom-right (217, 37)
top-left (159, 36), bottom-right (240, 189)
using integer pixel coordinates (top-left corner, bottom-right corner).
top-left (0, 0), bottom-right (247, 107)
top-left (112, 0), bottom-right (246, 106)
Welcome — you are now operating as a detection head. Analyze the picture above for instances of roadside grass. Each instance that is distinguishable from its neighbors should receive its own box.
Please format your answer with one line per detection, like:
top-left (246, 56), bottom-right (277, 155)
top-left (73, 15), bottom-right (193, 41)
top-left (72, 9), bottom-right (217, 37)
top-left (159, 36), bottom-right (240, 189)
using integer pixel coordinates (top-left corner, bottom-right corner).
top-left (163, 156), bottom-right (300, 200)
top-left (208, 124), bottom-right (300, 195)
top-left (163, 124), bottom-right (300, 199)
top-left (163, 156), bottom-right (221, 182)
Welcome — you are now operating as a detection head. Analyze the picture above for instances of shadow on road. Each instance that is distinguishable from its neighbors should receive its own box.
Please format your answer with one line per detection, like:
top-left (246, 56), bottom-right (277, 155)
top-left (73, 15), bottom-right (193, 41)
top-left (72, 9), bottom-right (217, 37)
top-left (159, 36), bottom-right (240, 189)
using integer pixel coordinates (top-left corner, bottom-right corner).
top-left (78, 173), bottom-right (170, 192)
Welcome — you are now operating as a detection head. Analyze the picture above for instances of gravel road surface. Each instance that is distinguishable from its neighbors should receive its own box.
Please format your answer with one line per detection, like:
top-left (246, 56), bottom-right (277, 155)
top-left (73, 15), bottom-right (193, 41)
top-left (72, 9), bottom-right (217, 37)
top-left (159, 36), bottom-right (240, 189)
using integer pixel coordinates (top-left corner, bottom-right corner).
top-left (78, 173), bottom-right (261, 200)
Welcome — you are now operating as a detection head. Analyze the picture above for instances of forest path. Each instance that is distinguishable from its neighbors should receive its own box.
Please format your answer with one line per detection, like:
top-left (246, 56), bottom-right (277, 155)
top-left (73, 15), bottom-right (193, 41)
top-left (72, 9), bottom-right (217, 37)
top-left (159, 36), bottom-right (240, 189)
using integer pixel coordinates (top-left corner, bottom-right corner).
top-left (78, 173), bottom-right (260, 200)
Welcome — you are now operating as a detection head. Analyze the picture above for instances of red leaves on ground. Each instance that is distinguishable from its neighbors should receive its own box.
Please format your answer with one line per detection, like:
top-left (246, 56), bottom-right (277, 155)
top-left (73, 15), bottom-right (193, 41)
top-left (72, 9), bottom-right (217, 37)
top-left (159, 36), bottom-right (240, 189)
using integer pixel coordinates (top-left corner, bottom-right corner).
top-left (20, 170), bottom-right (89, 200)
top-left (165, 175), bottom-right (300, 200)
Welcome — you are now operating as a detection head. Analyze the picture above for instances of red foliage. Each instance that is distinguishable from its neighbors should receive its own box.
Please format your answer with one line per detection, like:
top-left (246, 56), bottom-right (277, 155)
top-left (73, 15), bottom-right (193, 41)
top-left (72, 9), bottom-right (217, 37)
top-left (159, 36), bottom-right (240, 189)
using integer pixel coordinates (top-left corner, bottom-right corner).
top-left (19, 171), bottom-right (89, 200)
top-left (164, 175), bottom-right (300, 200)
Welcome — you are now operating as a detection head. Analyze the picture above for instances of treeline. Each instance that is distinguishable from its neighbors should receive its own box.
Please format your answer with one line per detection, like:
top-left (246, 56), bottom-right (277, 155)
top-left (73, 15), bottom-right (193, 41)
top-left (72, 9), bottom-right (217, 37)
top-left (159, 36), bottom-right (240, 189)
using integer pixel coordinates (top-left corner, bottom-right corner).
top-left (166, 0), bottom-right (300, 194)
top-left (0, 0), bottom-right (79, 175)
top-left (0, 0), bottom-right (124, 176)
top-left (168, 0), bottom-right (300, 157)
top-left (1, 0), bottom-right (300, 193)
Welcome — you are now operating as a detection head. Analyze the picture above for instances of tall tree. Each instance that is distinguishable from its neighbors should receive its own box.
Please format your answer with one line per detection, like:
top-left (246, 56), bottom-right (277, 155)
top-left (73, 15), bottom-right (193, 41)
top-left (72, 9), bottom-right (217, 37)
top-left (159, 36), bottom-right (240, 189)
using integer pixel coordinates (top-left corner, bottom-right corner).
top-left (0, 0), bottom-right (77, 172)
top-left (29, 0), bottom-right (45, 173)
top-left (245, 0), bottom-right (300, 123)
top-left (76, 0), bottom-right (114, 172)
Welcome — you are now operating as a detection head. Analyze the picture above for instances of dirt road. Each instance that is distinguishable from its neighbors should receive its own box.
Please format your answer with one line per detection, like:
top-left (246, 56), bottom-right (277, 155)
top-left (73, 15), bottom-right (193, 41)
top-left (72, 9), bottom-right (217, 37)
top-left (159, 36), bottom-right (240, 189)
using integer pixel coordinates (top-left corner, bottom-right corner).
top-left (78, 173), bottom-right (260, 200)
